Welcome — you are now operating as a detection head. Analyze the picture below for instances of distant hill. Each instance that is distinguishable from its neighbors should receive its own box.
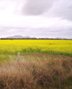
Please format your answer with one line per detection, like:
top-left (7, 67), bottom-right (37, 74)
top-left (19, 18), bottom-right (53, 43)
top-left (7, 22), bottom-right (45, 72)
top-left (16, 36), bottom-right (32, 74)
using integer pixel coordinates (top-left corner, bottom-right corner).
top-left (7, 35), bottom-right (25, 39)
top-left (0, 35), bottom-right (37, 39)
top-left (0, 35), bottom-right (72, 40)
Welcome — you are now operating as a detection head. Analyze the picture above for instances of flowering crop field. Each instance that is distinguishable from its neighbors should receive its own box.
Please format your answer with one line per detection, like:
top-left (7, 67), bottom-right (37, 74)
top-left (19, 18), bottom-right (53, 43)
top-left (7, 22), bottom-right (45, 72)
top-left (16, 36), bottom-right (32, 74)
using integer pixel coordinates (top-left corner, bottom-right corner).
top-left (0, 40), bottom-right (72, 56)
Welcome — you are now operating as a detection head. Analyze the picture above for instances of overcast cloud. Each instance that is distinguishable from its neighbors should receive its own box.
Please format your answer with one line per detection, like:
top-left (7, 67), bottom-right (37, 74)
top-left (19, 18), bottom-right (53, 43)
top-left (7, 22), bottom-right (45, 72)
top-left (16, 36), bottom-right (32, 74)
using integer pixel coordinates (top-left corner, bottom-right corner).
top-left (0, 0), bottom-right (72, 38)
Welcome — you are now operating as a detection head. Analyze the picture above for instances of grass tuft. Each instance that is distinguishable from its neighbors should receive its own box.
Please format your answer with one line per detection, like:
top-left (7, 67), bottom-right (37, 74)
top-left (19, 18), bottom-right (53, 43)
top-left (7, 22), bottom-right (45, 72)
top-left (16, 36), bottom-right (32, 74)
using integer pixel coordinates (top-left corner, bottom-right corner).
top-left (0, 54), bottom-right (72, 89)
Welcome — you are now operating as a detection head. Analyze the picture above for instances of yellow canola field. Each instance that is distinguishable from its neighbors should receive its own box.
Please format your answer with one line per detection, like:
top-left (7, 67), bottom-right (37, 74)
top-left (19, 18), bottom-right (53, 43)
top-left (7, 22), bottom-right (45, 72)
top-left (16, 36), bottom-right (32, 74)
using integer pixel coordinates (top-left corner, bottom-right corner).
top-left (0, 40), bottom-right (72, 55)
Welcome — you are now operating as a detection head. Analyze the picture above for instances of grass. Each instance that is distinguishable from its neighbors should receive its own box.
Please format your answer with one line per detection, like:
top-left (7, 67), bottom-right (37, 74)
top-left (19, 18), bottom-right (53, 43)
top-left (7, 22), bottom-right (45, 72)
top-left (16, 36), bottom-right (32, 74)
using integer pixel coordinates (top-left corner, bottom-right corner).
top-left (0, 54), bottom-right (72, 89)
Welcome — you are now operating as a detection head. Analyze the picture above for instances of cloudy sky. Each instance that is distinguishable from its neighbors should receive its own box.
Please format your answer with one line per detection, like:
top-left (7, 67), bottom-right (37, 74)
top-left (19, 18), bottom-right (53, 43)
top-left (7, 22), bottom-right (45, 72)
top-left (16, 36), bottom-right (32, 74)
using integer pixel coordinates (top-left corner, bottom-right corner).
top-left (0, 0), bottom-right (72, 38)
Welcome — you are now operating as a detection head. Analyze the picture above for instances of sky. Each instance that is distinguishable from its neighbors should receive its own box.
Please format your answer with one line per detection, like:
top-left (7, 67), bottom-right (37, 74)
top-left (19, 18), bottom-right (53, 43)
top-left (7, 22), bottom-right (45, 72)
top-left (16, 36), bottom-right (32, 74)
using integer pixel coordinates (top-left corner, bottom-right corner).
top-left (0, 0), bottom-right (72, 38)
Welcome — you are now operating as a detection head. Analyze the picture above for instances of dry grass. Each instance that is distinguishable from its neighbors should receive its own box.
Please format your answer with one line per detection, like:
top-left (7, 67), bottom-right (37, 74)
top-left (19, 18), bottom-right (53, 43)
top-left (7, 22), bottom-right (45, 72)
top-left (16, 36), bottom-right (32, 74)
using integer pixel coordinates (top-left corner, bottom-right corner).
top-left (0, 54), bottom-right (72, 89)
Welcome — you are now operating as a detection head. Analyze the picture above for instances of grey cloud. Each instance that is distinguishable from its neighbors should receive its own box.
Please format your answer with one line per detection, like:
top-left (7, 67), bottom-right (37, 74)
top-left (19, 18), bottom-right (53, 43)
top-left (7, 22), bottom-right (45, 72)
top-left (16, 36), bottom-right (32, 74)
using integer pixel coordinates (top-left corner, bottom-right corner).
top-left (0, 0), bottom-right (72, 38)
top-left (23, 0), bottom-right (72, 20)
top-left (23, 0), bottom-right (54, 15)
top-left (0, 26), bottom-right (72, 39)
top-left (44, 0), bottom-right (72, 20)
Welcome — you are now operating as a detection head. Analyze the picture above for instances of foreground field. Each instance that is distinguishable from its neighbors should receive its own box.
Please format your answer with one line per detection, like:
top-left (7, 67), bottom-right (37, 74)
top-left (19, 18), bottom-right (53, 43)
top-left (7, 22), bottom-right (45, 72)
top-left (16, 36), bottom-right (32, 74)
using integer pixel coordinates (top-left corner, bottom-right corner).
top-left (0, 54), bottom-right (72, 89)
top-left (0, 40), bottom-right (72, 56)
top-left (0, 40), bottom-right (72, 89)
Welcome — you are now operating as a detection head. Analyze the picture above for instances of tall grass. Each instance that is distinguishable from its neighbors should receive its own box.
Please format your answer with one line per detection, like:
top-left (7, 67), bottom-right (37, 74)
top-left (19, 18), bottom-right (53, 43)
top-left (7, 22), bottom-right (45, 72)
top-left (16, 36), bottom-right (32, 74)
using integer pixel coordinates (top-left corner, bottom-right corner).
top-left (0, 54), bottom-right (72, 89)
